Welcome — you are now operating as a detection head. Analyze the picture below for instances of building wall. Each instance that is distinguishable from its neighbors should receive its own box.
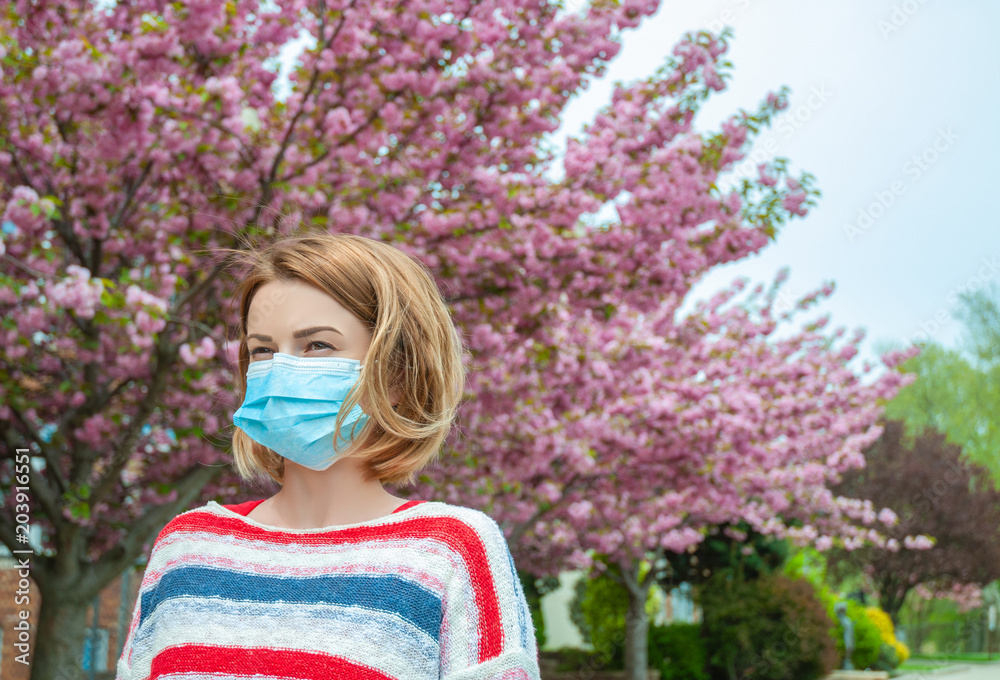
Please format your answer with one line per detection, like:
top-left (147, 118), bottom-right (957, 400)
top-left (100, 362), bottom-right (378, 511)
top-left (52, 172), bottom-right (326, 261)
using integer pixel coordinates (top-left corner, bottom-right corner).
top-left (540, 570), bottom-right (589, 650)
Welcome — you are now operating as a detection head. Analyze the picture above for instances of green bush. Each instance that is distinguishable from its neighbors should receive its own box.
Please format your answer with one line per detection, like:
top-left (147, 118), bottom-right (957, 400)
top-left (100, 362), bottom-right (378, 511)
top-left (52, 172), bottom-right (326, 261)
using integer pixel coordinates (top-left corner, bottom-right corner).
top-left (872, 642), bottom-right (900, 672)
top-left (568, 569), bottom-right (630, 670)
top-left (648, 622), bottom-right (708, 680)
top-left (552, 646), bottom-right (604, 672)
top-left (698, 572), bottom-right (839, 680)
top-left (783, 549), bottom-right (883, 670)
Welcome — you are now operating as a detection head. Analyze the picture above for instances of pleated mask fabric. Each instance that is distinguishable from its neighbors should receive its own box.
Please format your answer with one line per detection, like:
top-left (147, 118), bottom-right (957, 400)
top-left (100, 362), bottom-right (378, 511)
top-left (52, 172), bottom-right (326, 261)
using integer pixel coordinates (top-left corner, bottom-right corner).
top-left (233, 352), bottom-right (370, 470)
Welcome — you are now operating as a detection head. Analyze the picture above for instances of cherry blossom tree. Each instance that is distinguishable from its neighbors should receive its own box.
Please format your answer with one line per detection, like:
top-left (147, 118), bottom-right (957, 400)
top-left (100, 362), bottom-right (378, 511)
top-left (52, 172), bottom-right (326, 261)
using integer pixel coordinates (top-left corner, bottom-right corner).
top-left (0, 0), bottom-right (907, 677)
top-left (438, 262), bottom-right (921, 678)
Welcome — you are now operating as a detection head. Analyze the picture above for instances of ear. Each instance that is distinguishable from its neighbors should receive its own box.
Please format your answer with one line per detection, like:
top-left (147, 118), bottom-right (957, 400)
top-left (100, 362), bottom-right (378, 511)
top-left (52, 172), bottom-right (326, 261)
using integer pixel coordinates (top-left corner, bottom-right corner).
top-left (389, 383), bottom-right (402, 408)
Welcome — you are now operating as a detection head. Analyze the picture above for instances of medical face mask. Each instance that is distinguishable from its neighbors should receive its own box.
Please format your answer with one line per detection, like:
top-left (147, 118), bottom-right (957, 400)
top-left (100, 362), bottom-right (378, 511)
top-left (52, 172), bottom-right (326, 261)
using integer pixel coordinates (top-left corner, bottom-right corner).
top-left (232, 352), bottom-right (370, 471)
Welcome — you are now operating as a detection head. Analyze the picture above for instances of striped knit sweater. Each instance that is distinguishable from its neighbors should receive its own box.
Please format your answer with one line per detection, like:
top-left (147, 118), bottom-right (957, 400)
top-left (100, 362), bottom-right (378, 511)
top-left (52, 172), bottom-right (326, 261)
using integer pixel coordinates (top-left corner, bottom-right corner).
top-left (115, 498), bottom-right (541, 680)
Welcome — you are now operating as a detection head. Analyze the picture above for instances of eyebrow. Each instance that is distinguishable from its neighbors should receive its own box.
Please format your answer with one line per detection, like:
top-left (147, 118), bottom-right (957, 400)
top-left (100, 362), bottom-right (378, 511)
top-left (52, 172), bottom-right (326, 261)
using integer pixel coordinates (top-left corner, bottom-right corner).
top-left (247, 326), bottom-right (343, 342)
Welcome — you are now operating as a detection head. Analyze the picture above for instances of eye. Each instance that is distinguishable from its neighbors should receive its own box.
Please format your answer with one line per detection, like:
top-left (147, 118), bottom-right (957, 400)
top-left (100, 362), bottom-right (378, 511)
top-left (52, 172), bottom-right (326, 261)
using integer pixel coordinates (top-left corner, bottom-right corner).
top-left (249, 341), bottom-right (337, 357)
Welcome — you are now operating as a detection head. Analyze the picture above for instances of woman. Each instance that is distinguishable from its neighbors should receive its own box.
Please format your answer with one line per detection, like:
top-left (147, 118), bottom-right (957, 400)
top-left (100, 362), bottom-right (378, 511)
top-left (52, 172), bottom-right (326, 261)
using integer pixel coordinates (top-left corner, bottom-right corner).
top-left (115, 232), bottom-right (541, 680)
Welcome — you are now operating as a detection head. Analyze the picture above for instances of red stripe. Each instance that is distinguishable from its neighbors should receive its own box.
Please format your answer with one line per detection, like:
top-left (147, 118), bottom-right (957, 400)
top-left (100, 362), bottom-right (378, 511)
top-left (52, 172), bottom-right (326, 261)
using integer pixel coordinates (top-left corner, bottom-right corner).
top-left (221, 499), bottom-right (424, 517)
top-left (147, 644), bottom-right (396, 680)
top-left (391, 499), bottom-right (425, 513)
top-left (157, 507), bottom-right (502, 662)
top-left (222, 499), bottom-right (266, 516)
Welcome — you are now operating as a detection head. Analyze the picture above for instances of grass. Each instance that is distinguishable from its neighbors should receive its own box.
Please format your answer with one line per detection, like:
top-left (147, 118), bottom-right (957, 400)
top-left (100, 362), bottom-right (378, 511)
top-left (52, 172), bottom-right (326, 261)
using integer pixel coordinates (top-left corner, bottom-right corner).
top-left (892, 657), bottom-right (993, 678)
top-left (894, 653), bottom-right (1000, 674)
top-left (907, 652), bottom-right (999, 663)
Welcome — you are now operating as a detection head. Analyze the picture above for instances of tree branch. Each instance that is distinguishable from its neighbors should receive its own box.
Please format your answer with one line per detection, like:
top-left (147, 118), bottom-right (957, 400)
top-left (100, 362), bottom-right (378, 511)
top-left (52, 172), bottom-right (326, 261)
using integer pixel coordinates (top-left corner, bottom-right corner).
top-left (267, 0), bottom-right (359, 187)
top-left (5, 405), bottom-right (69, 498)
top-left (85, 463), bottom-right (226, 597)
top-left (87, 331), bottom-right (183, 510)
top-left (110, 159), bottom-right (155, 232)
top-left (0, 253), bottom-right (55, 279)
top-left (506, 472), bottom-right (587, 551)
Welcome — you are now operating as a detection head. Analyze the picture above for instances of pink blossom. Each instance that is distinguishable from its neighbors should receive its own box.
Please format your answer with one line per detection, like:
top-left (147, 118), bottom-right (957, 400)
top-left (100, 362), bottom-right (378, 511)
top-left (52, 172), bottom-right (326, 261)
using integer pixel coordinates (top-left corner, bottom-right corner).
top-left (323, 107), bottom-right (352, 137)
top-left (782, 190), bottom-right (809, 216)
top-left (44, 265), bottom-right (104, 319)
top-left (877, 507), bottom-right (898, 526)
top-left (904, 535), bottom-right (935, 550)
top-left (757, 163), bottom-right (777, 187)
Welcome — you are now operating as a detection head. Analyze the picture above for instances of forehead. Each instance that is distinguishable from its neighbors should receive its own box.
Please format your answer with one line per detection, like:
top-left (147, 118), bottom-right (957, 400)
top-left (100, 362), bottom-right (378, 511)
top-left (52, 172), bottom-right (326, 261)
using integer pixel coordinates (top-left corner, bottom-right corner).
top-left (246, 279), bottom-right (352, 333)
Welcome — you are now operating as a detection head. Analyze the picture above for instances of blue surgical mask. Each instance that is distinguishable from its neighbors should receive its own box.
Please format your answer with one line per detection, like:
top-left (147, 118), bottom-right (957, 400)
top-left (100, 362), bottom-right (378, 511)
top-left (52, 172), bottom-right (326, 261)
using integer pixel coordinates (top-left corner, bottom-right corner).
top-left (232, 352), bottom-right (370, 471)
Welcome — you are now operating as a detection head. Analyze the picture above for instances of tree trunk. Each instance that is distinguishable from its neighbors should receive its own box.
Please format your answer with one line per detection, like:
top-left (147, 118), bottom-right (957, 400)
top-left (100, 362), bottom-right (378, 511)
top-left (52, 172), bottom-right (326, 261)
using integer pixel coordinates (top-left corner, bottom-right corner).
top-left (30, 593), bottom-right (92, 680)
top-left (620, 562), bottom-right (653, 680)
top-left (877, 574), bottom-right (910, 626)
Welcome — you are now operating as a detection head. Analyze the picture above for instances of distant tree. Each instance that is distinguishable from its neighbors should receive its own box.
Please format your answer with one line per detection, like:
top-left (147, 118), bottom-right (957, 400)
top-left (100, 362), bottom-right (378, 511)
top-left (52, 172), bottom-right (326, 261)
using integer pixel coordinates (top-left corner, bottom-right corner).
top-left (879, 282), bottom-right (1000, 484)
top-left (828, 419), bottom-right (1000, 623)
top-left (953, 281), bottom-right (1000, 366)
top-left (882, 343), bottom-right (1000, 482)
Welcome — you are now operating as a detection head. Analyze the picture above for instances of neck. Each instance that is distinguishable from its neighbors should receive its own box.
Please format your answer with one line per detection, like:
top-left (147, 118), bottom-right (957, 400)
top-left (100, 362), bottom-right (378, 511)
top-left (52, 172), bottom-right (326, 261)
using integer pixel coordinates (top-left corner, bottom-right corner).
top-left (268, 456), bottom-right (403, 529)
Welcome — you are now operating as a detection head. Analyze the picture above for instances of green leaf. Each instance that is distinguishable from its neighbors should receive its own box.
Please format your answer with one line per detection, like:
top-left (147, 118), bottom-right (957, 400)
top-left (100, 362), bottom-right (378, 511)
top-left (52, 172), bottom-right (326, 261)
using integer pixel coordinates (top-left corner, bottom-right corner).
top-left (71, 501), bottom-right (90, 520)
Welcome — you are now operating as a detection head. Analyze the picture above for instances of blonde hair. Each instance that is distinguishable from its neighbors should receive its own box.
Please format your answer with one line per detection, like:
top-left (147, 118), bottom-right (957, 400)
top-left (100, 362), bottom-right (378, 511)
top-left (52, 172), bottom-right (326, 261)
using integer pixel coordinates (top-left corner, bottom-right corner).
top-left (221, 232), bottom-right (466, 488)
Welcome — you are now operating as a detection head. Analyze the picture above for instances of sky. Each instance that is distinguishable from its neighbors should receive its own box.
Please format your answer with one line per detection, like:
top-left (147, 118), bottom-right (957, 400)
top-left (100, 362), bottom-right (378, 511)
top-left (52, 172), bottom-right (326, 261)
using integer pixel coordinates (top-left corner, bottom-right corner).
top-left (276, 1), bottom-right (1000, 371)
top-left (547, 0), bottom-right (1000, 368)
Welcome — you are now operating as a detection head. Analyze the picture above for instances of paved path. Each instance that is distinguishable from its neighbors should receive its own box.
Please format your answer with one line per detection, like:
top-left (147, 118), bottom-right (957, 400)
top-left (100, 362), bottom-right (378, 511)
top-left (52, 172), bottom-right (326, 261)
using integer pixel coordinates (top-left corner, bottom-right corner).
top-left (893, 661), bottom-right (1000, 680)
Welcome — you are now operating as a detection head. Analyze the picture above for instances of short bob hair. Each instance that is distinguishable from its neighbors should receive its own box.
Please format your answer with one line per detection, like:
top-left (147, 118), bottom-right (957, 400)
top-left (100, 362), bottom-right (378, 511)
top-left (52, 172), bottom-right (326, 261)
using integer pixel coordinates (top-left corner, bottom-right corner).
top-left (223, 232), bottom-right (466, 488)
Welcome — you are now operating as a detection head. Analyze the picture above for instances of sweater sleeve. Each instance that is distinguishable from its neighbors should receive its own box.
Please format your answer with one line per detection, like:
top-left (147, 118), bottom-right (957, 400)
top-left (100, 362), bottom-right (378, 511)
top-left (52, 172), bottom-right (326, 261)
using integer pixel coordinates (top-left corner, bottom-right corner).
top-left (439, 512), bottom-right (541, 680)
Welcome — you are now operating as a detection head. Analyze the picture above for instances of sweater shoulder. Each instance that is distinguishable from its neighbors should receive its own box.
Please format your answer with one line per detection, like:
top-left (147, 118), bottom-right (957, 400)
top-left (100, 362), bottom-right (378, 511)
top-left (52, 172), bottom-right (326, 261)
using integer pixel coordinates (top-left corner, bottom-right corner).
top-left (415, 502), bottom-right (507, 540)
top-left (147, 501), bottom-right (223, 548)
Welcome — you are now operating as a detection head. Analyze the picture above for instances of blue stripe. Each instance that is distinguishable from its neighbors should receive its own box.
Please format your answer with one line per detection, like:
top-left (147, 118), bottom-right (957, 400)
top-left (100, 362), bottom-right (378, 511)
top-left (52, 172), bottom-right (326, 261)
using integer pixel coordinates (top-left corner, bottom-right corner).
top-left (140, 565), bottom-right (442, 640)
top-left (505, 545), bottom-right (531, 649)
top-left (133, 597), bottom-right (442, 674)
